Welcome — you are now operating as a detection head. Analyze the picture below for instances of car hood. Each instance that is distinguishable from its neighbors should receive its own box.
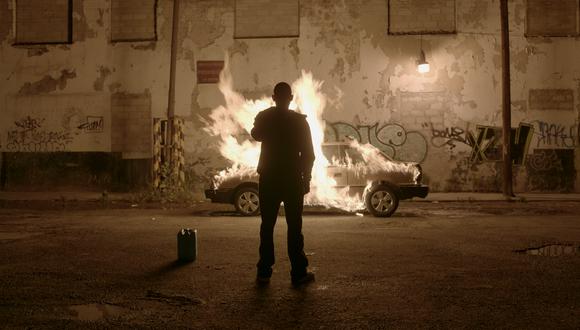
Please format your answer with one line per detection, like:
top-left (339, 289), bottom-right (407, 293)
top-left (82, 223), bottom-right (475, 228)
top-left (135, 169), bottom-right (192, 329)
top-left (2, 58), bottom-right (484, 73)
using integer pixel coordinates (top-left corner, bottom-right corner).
top-left (212, 161), bottom-right (421, 189)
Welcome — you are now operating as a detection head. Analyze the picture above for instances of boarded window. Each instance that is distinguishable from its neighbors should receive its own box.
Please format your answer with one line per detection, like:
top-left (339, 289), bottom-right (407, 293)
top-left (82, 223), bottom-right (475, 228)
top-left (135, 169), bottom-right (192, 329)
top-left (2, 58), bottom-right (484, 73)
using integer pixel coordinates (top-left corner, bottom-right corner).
top-left (526, 0), bottom-right (579, 37)
top-left (111, 0), bottom-right (157, 42)
top-left (197, 61), bottom-right (224, 84)
top-left (388, 0), bottom-right (456, 35)
top-left (529, 89), bottom-right (575, 111)
top-left (111, 93), bottom-right (152, 158)
top-left (15, 0), bottom-right (72, 44)
top-left (235, 0), bottom-right (299, 38)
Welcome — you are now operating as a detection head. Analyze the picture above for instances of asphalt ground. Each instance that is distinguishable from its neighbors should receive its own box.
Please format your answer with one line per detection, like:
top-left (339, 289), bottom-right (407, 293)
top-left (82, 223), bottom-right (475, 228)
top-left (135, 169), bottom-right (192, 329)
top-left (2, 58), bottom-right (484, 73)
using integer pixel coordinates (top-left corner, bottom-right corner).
top-left (1, 201), bottom-right (579, 329)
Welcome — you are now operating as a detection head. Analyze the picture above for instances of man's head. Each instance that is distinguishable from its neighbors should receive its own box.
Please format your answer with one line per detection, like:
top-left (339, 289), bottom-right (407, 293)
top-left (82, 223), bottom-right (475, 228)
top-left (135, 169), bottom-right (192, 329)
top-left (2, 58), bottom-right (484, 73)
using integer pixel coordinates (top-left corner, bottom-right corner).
top-left (273, 82), bottom-right (293, 110)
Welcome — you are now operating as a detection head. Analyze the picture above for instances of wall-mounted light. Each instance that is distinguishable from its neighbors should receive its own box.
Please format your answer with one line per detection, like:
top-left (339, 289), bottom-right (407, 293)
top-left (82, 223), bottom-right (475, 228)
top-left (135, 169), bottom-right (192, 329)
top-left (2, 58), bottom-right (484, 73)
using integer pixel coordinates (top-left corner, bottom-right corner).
top-left (417, 50), bottom-right (430, 73)
top-left (417, 35), bottom-right (430, 74)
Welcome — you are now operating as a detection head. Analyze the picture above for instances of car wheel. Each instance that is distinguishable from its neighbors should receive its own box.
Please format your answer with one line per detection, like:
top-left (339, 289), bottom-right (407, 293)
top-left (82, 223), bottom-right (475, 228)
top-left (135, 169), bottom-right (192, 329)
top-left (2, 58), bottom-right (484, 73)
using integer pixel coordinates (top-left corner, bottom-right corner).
top-left (234, 186), bottom-right (260, 216)
top-left (365, 184), bottom-right (399, 217)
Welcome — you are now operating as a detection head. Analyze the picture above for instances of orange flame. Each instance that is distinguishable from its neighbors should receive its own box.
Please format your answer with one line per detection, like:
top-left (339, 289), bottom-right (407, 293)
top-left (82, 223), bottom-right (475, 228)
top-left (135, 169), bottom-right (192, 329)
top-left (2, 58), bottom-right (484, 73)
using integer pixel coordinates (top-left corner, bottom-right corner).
top-left (204, 60), bottom-right (417, 212)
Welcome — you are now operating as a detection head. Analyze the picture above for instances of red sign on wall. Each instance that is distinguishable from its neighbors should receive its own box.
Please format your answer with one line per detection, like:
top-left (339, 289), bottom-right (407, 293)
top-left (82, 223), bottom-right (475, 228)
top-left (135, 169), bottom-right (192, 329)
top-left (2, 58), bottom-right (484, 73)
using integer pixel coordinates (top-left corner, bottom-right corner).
top-left (197, 61), bottom-right (224, 84)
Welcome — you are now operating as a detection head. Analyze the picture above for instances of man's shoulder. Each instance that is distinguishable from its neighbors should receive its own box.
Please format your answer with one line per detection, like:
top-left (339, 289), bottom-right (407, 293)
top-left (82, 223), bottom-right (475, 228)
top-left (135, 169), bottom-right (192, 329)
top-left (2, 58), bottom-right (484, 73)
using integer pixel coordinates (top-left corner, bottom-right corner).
top-left (256, 108), bottom-right (308, 123)
top-left (289, 110), bottom-right (308, 121)
top-left (256, 107), bottom-right (276, 118)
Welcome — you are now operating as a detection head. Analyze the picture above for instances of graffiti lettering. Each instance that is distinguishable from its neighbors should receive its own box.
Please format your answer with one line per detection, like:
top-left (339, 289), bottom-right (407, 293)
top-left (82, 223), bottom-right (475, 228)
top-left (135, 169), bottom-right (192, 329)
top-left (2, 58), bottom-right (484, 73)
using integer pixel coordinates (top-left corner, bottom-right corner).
top-left (425, 123), bottom-right (473, 149)
top-left (426, 123), bottom-right (534, 165)
top-left (14, 116), bottom-right (44, 131)
top-left (325, 122), bottom-right (428, 163)
top-left (469, 126), bottom-right (501, 163)
top-left (77, 116), bottom-right (104, 133)
top-left (6, 116), bottom-right (72, 152)
top-left (534, 121), bottom-right (578, 148)
top-left (469, 124), bottom-right (533, 165)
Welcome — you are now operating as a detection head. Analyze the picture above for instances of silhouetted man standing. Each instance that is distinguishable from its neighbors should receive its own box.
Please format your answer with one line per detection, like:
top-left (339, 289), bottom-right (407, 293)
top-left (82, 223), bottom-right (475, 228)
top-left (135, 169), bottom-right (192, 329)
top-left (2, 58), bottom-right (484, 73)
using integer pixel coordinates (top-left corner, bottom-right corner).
top-left (251, 82), bottom-right (315, 286)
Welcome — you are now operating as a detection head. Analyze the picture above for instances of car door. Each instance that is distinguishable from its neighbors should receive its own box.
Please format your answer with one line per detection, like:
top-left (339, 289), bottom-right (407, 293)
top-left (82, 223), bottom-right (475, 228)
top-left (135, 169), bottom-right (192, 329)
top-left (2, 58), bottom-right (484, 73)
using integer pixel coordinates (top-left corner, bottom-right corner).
top-left (322, 144), bottom-right (348, 187)
top-left (343, 145), bottom-right (368, 196)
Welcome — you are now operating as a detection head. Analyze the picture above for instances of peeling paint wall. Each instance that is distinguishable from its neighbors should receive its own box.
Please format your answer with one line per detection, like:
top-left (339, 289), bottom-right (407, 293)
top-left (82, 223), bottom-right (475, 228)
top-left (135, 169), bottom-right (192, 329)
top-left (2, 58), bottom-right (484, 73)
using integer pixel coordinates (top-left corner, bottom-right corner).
top-left (0, 0), bottom-right (172, 189)
top-left (183, 0), bottom-right (580, 195)
top-left (1, 0), bottom-right (579, 194)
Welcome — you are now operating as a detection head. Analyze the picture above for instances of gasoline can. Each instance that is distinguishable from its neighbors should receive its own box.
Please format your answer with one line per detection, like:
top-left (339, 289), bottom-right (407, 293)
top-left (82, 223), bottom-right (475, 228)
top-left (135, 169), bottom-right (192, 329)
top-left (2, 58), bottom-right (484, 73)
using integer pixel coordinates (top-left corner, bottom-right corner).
top-left (177, 228), bottom-right (197, 262)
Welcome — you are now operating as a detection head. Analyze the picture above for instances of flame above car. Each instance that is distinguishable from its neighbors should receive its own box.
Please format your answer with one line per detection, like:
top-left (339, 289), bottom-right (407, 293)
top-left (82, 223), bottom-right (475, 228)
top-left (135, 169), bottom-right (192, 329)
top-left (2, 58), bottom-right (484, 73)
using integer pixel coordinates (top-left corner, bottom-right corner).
top-left (203, 59), bottom-right (420, 212)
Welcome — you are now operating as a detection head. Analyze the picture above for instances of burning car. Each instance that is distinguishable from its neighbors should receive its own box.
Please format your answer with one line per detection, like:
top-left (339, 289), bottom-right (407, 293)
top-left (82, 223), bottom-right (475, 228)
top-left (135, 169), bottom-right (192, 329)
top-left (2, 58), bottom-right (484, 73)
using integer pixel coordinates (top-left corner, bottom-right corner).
top-left (205, 141), bottom-right (428, 217)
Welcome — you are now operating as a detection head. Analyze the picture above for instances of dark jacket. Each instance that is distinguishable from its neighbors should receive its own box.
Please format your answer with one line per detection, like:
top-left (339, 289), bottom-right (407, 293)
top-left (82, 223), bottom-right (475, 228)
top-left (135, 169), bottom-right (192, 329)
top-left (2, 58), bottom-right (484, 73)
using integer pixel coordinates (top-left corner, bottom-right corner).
top-left (251, 107), bottom-right (315, 180)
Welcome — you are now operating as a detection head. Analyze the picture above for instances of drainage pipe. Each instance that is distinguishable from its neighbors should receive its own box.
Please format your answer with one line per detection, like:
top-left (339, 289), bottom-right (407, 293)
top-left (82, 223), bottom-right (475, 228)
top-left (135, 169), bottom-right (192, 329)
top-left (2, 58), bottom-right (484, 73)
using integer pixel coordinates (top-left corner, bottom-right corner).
top-left (500, 0), bottom-right (514, 197)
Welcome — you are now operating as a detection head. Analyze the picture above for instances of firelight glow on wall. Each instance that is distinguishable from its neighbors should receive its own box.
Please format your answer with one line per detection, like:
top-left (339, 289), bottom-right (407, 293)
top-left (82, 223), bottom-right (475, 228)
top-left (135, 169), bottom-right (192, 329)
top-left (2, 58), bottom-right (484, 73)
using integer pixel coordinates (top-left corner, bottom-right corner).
top-left (417, 35), bottom-right (430, 74)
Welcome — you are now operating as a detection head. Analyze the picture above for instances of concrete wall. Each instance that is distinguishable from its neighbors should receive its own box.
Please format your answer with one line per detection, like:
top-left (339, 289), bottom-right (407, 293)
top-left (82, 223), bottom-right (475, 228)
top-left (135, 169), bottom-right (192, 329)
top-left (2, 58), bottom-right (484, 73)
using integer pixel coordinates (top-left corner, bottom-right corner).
top-left (0, 0), bottom-right (169, 189)
top-left (0, 0), bottom-right (170, 158)
top-left (1, 0), bottom-right (579, 195)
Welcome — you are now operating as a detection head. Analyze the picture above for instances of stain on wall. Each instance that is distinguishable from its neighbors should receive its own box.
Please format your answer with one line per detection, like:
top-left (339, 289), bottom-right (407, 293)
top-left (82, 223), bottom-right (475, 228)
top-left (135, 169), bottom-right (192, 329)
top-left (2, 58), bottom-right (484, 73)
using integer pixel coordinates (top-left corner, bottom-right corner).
top-left (18, 70), bottom-right (77, 95)
top-left (72, 0), bottom-right (96, 41)
top-left (93, 66), bottom-right (112, 91)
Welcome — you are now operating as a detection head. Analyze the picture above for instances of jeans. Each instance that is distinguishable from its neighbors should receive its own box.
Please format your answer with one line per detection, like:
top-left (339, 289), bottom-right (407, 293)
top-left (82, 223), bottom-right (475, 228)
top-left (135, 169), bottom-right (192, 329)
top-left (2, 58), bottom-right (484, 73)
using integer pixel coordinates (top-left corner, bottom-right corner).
top-left (257, 174), bottom-right (309, 279)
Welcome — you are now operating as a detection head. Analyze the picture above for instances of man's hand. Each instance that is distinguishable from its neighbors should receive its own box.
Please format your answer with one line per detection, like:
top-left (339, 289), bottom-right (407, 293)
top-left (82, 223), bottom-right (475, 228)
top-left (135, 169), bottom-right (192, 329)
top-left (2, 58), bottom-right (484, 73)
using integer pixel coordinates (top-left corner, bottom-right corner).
top-left (302, 177), bottom-right (311, 195)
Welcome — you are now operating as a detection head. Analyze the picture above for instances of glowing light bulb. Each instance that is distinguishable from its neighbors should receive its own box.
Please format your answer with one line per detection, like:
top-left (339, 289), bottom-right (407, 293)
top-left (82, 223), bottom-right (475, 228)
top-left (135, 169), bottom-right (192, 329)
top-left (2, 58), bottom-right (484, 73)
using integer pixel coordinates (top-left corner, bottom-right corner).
top-left (417, 50), bottom-right (430, 74)
top-left (417, 62), bottom-right (430, 73)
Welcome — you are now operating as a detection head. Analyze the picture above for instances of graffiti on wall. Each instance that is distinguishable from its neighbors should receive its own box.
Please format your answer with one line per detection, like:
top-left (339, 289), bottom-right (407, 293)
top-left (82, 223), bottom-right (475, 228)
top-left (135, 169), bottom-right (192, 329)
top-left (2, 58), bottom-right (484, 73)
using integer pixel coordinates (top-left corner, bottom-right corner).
top-left (77, 116), bottom-right (104, 133)
top-left (526, 149), bottom-right (576, 192)
top-left (533, 121), bottom-right (578, 148)
top-left (425, 123), bottom-right (534, 165)
top-left (6, 116), bottom-right (73, 152)
top-left (470, 124), bottom-right (534, 165)
top-left (325, 122), bottom-right (428, 163)
top-left (1, 95), bottom-right (111, 152)
top-left (426, 123), bottom-right (472, 149)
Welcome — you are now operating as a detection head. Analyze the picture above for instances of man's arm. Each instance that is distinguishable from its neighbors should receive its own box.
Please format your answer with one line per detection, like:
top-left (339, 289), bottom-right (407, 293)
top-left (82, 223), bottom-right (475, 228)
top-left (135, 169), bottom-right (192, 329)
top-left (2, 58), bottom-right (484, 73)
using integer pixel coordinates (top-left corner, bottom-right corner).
top-left (300, 117), bottom-right (315, 179)
top-left (250, 112), bottom-right (266, 142)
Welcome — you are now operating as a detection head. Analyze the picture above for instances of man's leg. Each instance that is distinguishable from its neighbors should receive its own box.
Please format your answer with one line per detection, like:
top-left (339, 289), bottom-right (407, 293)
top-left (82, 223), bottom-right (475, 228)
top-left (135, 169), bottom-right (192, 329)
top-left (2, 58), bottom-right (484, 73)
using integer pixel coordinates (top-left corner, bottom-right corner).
top-left (257, 178), bottom-right (280, 278)
top-left (283, 187), bottom-right (309, 280)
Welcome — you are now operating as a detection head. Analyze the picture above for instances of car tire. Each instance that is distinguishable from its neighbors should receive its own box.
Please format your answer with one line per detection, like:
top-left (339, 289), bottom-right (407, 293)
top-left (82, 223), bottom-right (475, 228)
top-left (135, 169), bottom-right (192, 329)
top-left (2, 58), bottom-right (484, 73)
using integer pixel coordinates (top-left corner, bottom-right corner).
top-left (365, 184), bottom-right (399, 217)
top-left (234, 186), bottom-right (260, 216)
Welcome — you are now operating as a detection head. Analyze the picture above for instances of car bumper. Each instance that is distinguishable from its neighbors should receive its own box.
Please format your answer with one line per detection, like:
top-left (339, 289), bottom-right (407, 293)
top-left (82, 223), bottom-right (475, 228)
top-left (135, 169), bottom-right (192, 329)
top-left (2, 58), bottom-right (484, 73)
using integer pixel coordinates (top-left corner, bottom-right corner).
top-left (205, 188), bottom-right (234, 204)
top-left (398, 184), bottom-right (429, 199)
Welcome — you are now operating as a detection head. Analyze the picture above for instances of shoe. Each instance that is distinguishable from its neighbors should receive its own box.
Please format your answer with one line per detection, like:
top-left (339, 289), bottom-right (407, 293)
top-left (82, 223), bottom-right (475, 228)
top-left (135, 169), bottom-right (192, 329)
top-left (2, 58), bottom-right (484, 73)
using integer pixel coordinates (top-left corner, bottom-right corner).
top-left (291, 272), bottom-right (315, 286)
top-left (256, 275), bottom-right (270, 285)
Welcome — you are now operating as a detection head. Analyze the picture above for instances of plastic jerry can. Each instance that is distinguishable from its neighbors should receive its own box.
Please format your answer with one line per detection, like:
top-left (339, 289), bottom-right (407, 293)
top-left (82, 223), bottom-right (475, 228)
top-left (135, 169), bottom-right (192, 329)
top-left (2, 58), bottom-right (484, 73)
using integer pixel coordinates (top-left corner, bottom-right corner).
top-left (177, 228), bottom-right (197, 262)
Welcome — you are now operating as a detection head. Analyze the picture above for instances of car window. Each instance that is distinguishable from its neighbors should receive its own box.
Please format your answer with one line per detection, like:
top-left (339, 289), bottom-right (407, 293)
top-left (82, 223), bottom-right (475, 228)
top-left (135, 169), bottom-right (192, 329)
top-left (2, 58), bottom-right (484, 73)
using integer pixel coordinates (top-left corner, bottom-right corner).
top-left (342, 146), bottom-right (366, 165)
top-left (322, 145), bottom-right (341, 164)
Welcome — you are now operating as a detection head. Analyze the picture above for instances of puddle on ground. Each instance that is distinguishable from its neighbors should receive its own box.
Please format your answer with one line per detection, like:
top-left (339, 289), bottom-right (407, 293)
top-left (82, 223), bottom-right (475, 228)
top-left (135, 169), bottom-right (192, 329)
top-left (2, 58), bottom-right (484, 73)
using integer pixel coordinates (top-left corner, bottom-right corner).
top-left (515, 244), bottom-right (579, 257)
top-left (68, 303), bottom-right (123, 321)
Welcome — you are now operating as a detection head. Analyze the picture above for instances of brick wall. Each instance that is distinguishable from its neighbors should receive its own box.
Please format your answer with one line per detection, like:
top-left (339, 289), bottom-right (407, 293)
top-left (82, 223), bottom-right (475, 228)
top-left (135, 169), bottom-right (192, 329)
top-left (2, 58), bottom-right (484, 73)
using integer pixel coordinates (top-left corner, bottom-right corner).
top-left (111, 0), bottom-right (156, 41)
top-left (526, 0), bottom-right (579, 37)
top-left (111, 93), bottom-right (152, 159)
top-left (529, 89), bottom-right (575, 111)
top-left (389, 0), bottom-right (455, 34)
top-left (16, 0), bottom-right (70, 44)
top-left (235, 0), bottom-right (299, 38)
